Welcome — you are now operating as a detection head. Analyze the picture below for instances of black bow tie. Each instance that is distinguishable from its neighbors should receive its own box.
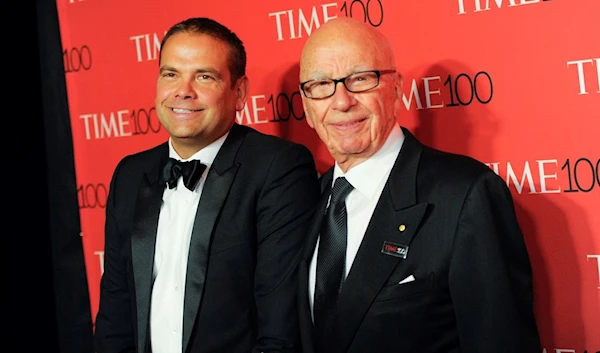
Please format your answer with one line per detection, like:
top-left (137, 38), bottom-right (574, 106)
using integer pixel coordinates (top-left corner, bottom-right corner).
top-left (161, 158), bottom-right (206, 191)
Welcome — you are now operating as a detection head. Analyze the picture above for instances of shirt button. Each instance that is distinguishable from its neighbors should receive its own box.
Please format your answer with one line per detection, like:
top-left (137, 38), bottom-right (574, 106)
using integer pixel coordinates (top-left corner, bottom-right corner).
top-left (172, 329), bottom-right (176, 335)
top-left (175, 286), bottom-right (179, 291)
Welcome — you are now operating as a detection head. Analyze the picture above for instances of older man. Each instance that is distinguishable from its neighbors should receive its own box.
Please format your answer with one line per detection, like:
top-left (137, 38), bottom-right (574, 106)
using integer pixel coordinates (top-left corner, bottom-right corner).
top-left (296, 17), bottom-right (541, 353)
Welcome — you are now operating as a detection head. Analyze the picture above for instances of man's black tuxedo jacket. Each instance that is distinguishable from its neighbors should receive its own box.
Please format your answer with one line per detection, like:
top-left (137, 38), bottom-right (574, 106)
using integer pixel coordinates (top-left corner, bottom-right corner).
top-left (94, 124), bottom-right (320, 353)
top-left (298, 128), bottom-right (541, 353)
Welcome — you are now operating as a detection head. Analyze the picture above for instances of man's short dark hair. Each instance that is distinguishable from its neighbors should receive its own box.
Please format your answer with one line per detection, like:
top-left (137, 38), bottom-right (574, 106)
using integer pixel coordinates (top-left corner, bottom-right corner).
top-left (160, 17), bottom-right (246, 86)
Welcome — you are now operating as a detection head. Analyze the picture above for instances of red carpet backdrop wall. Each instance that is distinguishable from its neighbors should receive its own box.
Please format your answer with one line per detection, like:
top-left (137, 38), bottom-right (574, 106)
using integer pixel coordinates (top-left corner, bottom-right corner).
top-left (56, 0), bottom-right (598, 351)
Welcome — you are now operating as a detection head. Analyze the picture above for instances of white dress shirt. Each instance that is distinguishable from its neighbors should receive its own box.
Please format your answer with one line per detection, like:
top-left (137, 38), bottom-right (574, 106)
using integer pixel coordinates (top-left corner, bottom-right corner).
top-left (308, 124), bottom-right (404, 316)
top-left (150, 132), bottom-right (228, 353)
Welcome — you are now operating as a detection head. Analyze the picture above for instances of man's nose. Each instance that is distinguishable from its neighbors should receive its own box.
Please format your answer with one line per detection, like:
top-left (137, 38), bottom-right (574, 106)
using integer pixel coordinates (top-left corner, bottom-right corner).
top-left (330, 81), bottom-right (356, 111)
top-left (175, 80), bottom-right (198, 99)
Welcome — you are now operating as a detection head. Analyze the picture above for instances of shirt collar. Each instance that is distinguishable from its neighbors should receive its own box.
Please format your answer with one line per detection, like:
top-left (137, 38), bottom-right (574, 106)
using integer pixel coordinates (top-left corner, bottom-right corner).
top-left (332, 124), bottom-right (404, 200)
top-left (168, 131), bottom-right (229, 168)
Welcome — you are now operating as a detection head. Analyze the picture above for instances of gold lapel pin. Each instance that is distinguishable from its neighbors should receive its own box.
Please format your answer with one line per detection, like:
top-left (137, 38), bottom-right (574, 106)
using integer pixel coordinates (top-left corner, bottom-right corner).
top-left (398, 224), bottom-right (406, 232)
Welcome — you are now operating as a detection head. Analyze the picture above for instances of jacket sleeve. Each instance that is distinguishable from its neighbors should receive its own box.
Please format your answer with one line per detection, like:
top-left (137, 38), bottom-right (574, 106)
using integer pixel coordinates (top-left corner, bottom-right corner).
top-left (252, 143), bottom-right (320, 353)
top-left (94, 159), bottom-right (137, 353)
top-left (449, 171), bottom-right (542, 352)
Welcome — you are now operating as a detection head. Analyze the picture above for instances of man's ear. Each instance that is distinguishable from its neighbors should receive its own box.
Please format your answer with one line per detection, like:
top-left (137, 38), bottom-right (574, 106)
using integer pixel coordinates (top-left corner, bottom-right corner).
top-left (394, 72), bottom-right (403, 99)
top-left (393, 73), bottom-right (404, 117)
top-left (235, 76), bottom-right (250, 111)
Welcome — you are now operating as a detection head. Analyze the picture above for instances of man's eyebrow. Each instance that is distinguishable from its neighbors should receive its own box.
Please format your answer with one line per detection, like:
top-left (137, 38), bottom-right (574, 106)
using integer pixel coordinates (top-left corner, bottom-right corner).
top-left (159, 65), bottom-right (177, 73)
top-left (303, 67), bottom-right (375, 81)
top-left (303, 71), bottom-right (331, 81)
top-left (194, 68), bottom-right (222, 78)
top-left (158, 66), bottom-right (223, 79)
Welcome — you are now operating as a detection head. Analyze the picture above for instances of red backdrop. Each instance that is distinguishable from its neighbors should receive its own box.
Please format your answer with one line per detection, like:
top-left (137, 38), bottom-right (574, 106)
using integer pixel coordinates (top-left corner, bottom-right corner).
top-left (56, 0), bottom-right (599, 351)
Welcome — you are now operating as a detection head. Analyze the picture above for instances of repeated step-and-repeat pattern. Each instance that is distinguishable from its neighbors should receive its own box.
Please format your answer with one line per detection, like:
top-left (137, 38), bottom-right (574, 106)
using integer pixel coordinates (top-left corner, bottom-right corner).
top-left (57, 0), bottom-right (599, 351)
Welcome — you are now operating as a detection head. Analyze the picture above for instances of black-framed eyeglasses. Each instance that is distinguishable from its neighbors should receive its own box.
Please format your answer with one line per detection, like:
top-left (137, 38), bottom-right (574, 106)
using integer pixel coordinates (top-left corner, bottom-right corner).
top-left (300, 69), bottom-right (396, 99)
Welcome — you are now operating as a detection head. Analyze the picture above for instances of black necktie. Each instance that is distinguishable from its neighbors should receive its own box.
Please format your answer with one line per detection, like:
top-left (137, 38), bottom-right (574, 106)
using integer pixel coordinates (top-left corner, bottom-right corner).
top-left (161, 158), bottom-right (206, 191)
top-left (313, 176), bottom-right (354, 353)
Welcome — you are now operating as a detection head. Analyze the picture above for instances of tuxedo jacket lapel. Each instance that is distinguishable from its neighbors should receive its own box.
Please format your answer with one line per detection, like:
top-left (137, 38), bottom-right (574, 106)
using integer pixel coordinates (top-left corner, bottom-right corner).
top-left (131, 145), bottom-right (169, 353)
top-left (302, 169), bottom-right (334, 262)
top-left (298, 170), bottom-right (333, 353)
top-left (334, 129), bottom-right (429, 353)
top-left (182, 125), bottom-right (244, 353)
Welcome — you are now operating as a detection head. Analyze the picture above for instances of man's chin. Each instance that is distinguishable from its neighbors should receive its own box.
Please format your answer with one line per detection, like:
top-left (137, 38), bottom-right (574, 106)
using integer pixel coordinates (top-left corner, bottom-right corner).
top-left (330, 144), bottom-right (372, 164)
top-left (337, 139), bottom-right (369, 155)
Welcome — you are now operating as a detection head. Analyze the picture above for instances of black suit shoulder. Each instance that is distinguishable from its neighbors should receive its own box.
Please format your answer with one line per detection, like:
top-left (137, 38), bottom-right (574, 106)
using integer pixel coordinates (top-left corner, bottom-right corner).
top-left (420, 144), bottom-right (494, 180)
top-left (417, 143), bottom-right (504, 191)
top-left (235, 124), bottom-right (313, 157)
top-left (231, 125), bottom-right (318, 183)
top-left (113, 141), bottom-right (167, 175)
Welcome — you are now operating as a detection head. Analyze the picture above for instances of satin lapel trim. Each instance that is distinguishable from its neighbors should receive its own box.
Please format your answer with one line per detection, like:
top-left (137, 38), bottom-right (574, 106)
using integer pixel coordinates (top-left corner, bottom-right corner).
top-left (182, 125), bottom-right (244, 353)
top-left (333, 128), bottom-right (428, 353)
top-left (131, 159), bottom-right (165, 353)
